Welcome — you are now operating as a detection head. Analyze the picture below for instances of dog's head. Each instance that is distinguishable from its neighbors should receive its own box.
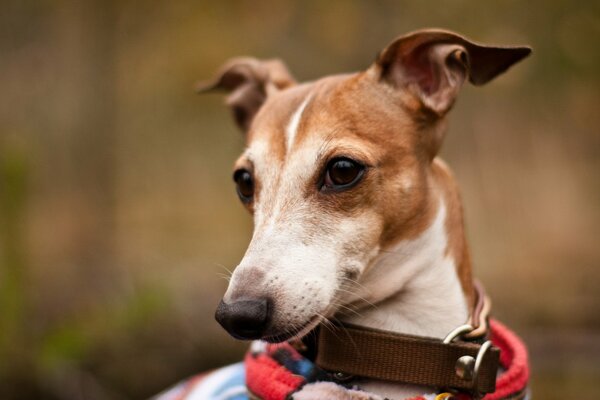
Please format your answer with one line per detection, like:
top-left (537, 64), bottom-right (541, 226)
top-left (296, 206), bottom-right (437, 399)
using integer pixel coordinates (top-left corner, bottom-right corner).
top-left (201, 29), bottom-right (530, 341)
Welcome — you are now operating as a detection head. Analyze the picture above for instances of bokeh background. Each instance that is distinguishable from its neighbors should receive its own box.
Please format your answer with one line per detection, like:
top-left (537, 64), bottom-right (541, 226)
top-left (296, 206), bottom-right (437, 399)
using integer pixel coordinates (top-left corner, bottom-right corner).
top-left (1, 1), bottom-right (599, 399)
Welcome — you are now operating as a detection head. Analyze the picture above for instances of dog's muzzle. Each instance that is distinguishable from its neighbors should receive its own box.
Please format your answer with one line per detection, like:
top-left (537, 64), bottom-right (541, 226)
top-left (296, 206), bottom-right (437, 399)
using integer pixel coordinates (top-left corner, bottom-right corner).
top-left (215, 298), bottom-right (271, 340)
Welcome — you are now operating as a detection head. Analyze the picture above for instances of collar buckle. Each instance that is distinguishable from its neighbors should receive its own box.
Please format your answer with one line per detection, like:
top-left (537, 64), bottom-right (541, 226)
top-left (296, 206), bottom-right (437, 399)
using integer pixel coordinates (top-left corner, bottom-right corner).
top-left (443, 323), bottom-right (493, 399)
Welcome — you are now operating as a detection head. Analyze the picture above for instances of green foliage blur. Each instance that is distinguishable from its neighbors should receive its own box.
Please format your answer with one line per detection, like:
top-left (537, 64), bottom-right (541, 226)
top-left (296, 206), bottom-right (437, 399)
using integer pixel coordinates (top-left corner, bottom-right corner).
top-left (0, 1), bottom-right (599, 399)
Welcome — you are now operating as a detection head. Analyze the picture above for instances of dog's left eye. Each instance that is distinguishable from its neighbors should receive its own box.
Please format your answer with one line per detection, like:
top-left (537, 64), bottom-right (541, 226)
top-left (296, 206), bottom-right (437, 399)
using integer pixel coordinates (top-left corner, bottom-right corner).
top-left (322, 158), bottom-right (365, 191)
top-left (233, 169), bottom-right (254, 203)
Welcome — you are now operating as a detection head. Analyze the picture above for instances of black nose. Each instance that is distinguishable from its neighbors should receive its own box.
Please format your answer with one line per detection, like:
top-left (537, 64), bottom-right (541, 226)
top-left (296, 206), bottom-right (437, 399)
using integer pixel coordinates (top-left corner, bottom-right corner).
top-left (215, 298), bottom-right (271, 340)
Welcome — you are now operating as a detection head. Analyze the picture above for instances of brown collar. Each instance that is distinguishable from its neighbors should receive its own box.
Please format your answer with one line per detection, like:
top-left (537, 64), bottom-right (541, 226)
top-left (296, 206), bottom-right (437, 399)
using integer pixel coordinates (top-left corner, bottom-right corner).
top-left (299, 282), bottom-right (499, 396)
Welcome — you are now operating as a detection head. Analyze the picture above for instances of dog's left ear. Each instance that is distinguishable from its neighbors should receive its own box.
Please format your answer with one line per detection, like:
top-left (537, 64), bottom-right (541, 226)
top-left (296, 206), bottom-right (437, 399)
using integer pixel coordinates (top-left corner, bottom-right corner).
top-left (375, 29), bottom-right (531, 116)
top-left (197, 57), bottom-right (296, 131)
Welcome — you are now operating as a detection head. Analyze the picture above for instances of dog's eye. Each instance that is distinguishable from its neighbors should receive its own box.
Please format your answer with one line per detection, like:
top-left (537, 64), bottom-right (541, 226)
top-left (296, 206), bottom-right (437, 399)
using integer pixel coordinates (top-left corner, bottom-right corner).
top-left (323, 158), bottom-right (364, 191)
top-left (233, 169), bottom-right (254, 202)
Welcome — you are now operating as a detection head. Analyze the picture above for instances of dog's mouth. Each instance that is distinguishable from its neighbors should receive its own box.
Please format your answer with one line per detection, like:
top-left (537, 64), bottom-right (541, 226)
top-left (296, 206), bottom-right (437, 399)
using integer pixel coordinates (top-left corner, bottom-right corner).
top-left (262, 292), bottom-right (349, 343)
top-left (262, 314), bottom-right (323, 343)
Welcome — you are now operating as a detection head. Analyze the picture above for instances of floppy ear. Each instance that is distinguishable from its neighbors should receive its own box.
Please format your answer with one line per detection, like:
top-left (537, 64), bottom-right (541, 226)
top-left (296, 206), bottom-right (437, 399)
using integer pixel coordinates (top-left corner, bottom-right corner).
top-left (375, 29), bottom-right (531, 116)
top-left (197, 57), bottom-right (296, 131)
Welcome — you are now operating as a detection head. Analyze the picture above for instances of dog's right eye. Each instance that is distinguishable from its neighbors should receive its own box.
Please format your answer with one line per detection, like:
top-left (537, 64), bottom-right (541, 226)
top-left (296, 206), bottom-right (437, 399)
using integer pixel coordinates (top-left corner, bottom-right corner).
top-left (233, 169), bottom-right (254, 203)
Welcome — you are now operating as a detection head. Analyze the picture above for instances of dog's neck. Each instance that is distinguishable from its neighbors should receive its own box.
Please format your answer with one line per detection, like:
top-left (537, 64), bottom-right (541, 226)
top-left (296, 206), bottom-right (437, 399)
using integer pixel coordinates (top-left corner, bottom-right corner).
top-left (342, 203), bottom-right (469, 337)
top-left (337, 159), bottom-right (472, 398)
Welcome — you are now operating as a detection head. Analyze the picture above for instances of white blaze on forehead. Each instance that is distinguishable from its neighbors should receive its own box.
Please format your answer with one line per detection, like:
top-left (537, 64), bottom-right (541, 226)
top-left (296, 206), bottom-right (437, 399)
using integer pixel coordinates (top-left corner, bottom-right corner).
top-left (285, 95), bottom-right (312, 152)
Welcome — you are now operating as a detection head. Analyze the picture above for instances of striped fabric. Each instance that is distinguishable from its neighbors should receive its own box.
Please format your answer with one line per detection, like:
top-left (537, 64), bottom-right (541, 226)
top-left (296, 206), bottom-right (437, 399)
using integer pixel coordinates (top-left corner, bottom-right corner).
top-left (154, 363), bottom-right (247, 400)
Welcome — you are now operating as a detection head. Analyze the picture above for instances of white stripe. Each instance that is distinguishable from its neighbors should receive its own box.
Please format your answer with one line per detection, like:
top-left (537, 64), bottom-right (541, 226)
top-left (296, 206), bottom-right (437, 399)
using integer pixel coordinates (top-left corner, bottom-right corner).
top-left (285, 95), bottom-right (311, 152)
top-left (185, 363), bottom-right (244, 400)
top-left (214, 386), bottom-right (247, 400)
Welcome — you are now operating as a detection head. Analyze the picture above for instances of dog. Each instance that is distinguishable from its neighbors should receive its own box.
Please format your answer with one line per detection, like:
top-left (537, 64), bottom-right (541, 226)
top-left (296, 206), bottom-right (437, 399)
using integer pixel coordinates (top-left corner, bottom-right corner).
top-left (157, 29), bottom-right (531, 400)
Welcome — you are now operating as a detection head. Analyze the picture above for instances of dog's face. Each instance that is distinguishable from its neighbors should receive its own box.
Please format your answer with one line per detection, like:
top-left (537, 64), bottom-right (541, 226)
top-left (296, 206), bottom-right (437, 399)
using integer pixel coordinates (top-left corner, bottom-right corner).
top-left (202, 30), bottom-right (530, 341)
top-left (225, 76), bottom-right (428, 341)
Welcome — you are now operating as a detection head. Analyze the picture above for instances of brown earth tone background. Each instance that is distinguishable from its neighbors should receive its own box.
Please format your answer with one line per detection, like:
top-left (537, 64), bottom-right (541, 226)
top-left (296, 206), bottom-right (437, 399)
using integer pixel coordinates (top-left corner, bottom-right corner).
top-left (1, 1), bottom-right (599, 399)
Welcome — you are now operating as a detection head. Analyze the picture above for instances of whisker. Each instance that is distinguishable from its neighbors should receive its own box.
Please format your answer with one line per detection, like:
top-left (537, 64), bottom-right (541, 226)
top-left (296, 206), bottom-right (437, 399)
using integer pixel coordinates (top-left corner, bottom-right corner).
top-left (339, 276), bottom-right (370, 292)
top-left (329, 301), bottom-right (363, 318)
top-left (215, 273), bottom-right (232, 282)
top-left (334, 287), bottom-right (378, 310)
top-left (213, 262), bottom-right (234, 276)
top-left (314, 312), bottom-right (343, 341)
top-left (336, 321), bottom-right (361, 355)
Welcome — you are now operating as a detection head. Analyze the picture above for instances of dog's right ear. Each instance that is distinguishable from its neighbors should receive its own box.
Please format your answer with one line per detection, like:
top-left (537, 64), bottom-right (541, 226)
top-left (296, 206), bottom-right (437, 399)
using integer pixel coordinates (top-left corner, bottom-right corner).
top-left (196, 57), bottom-right (296, 131)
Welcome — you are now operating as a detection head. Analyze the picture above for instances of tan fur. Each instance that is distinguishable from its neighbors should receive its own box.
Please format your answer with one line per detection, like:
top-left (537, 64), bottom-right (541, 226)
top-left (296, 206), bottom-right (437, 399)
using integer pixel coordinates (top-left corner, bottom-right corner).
top-left (432, 158), bottom-right (475, 304)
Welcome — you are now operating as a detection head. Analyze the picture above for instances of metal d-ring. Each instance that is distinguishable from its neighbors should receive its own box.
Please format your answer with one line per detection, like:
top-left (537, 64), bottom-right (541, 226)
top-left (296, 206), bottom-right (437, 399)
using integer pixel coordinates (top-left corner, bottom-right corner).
top-left (471, 340), bottom-right (493, 399)
top-left (443, 324), bottom-right (474, 344)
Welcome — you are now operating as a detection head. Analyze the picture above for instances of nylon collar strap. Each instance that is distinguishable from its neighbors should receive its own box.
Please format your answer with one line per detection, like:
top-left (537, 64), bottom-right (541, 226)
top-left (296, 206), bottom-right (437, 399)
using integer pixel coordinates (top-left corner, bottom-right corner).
top-left (313, 282), bottom-right (499, 395)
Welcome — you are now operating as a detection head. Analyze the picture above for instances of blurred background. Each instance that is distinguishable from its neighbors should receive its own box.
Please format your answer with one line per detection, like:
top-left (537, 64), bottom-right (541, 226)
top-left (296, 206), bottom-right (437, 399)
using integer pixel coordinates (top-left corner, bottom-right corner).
top-left (1, 0), bottom-right (599, 399)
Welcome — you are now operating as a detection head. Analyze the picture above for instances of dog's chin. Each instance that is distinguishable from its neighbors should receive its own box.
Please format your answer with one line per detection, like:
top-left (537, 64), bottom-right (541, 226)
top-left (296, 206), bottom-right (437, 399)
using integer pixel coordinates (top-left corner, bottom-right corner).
top-left (261, 315), bottom-right (323, 343)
